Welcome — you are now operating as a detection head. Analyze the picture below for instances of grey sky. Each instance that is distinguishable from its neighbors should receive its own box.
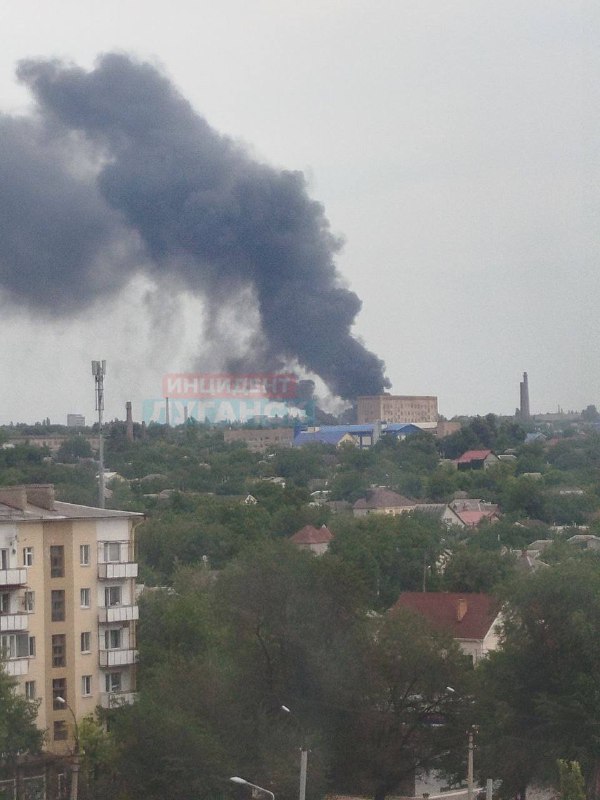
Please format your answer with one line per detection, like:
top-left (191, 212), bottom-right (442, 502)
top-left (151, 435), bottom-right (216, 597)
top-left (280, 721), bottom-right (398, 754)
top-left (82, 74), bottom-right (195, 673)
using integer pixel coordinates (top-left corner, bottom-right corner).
top-left (0, 1), bottom-right (598, 423)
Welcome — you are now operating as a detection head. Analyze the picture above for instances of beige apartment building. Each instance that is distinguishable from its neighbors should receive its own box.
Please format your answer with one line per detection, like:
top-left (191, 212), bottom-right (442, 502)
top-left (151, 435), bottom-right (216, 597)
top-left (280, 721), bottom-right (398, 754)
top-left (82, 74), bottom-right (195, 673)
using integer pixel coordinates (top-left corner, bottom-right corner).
top-left (0, 484), bottom-right (141, 753)
top-left (357, 394), bottom-right (438, 425)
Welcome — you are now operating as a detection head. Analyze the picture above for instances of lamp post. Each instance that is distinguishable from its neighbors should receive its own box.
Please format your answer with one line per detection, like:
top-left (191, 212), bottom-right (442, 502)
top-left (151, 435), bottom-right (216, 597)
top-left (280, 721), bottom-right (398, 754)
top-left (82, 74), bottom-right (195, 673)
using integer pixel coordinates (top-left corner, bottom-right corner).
top-left (230, 777), bottom-right (275, 800)
top-left (56, 697), bottom-right (79, 800)
top-left (281, 705), bottom-right (308, 800)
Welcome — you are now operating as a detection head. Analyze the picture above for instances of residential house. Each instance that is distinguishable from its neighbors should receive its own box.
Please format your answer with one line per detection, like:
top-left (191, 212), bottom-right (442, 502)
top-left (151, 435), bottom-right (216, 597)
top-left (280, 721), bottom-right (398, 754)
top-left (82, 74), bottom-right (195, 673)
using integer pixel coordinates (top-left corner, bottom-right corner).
top-left (455, 450), bottom-right (500, 471)
top-left (393, 592), bottom-right (502, 664)
top-left (289, 524), bottom-right (334, 555)
top-left (353, 488), bottom-right (416, 517)
top-left (449, 498), bottom-right (500, 527)
top-left (412, 504), bottom-right (465, 528)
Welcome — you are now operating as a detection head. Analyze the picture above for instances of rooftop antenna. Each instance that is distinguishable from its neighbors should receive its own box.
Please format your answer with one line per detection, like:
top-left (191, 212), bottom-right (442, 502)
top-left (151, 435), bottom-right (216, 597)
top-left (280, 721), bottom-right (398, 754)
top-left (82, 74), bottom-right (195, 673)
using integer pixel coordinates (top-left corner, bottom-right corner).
top-left (92, 360), bottom-right (106, 509)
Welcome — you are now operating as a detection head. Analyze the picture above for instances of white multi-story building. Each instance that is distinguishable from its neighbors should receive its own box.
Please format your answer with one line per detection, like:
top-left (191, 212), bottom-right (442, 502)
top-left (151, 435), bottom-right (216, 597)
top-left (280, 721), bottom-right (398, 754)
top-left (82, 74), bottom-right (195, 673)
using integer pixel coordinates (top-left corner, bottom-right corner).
top-left (0, 484), bottom-right (141, 752)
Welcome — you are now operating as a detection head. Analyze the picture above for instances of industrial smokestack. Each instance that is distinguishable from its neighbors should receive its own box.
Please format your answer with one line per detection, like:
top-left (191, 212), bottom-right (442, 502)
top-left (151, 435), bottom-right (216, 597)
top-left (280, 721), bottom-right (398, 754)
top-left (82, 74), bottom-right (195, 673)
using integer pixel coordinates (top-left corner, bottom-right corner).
top-left (519, 371), bottom-right (531, 420)
top-left (0, 54), bottom-right (389, 400)
top-left (125, 401), bottom-right (133, 442)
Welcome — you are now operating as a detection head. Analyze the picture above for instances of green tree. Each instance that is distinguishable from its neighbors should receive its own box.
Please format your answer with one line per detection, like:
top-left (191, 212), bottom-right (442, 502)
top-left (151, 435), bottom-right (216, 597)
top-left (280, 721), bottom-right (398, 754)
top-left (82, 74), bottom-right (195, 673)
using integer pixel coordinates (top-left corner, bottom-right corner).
top-left (558, 760), bottom-right (586, 800)
top-left (476, 561), bottom-right (600, 798)
top-left (0, 664), bottom-right (42, 763)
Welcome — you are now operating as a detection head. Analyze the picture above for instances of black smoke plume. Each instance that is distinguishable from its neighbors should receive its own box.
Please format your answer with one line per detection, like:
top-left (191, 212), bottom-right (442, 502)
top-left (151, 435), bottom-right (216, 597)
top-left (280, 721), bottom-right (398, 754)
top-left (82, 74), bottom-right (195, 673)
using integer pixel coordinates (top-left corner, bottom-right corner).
top-left (1, 54), bottom-right (388, 399)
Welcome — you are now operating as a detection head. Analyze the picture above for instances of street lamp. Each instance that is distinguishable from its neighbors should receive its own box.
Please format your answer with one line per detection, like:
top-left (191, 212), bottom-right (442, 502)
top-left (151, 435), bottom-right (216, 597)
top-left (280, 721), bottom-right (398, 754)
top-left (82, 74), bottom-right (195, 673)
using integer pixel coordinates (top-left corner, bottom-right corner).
top-left (55, 697), bottom-right (80, 800)
top-left (230, 777), bottom-right (275, 800)
top-left (281, 705), bottom-right (309, 800)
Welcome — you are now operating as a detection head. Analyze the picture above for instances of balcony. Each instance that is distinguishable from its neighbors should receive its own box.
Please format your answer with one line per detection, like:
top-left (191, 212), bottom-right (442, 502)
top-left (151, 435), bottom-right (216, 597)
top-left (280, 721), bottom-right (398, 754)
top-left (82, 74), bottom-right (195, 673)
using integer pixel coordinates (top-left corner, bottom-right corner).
top-left (98, 562), bottom-right (138, 580)
top-left (99, 648), bottom-right (138, 667)
top-left (99, 691), bottom-right (137, 709)
top-left (0, 569), bottom-right (27, 587)
top-left (3, 658), bottom-right (29, 677)
top-left (0, 613), bottom-right (28, 632)
top-left (97, 605), bottom-right (139, 624)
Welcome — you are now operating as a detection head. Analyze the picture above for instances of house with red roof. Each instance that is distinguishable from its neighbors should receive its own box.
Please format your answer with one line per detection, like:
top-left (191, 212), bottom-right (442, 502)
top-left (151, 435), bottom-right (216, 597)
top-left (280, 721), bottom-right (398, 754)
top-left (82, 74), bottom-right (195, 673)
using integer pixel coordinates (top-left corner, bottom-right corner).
top-left (392, 592), bottom-right (502, 664)
top-left (449, 498), bottom-right (500, 527)
top-left (455, 450), bottom-right (500, 471)
top-left (289, 524), bottom-right (334, 555)
top-left (353, 488), bottom-right (416, 517)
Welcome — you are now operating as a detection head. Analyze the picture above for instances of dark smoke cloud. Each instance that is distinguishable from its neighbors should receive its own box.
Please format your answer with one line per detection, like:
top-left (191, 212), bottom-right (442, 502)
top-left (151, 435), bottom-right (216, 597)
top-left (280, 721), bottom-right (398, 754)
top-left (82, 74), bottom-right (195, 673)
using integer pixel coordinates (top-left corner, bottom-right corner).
top-left (2, 54), bottom-right (388, 398)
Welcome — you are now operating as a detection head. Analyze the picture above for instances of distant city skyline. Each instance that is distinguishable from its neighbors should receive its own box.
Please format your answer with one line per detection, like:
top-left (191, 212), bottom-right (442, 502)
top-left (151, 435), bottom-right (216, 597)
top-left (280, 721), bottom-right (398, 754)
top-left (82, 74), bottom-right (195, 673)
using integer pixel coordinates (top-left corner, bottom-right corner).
top-left (0, 2), bottom-right (598, 422)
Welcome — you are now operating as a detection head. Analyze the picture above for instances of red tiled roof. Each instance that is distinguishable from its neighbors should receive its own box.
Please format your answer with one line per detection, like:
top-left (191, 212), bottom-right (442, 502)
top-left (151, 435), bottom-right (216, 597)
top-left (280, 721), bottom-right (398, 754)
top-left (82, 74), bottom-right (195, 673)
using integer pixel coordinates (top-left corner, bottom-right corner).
top-left (393, 592), bottom-right (499, 640)
top-left (290, 524), bottom-right (334, 544)
top-left (353, 488), bottom-right (415, 510)
top-left (455, 509), bottom-right (498, 527)
top-left (456, 450), bottom-right (493, 463)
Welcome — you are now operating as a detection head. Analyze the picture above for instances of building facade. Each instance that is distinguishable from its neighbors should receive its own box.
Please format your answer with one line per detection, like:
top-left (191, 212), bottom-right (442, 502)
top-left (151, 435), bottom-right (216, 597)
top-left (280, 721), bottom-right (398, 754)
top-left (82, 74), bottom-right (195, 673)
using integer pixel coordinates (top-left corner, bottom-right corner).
top-left (0, 485), bottom-right (141, 753)
top-left (357, 395), bottom-right (438, 425)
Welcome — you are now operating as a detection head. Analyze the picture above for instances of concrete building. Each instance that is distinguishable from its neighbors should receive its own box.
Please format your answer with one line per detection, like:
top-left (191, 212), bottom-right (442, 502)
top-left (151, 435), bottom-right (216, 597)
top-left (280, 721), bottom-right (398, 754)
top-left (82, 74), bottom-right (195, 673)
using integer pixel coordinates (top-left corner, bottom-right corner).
top-left (0, 484), bottom-right (141, 753)
top-left (223, 427), bottom-right (294, 452)
top-left (357, 394), bottom-right (438, 425)
top-left (66, 414), bottom-right (85, 428)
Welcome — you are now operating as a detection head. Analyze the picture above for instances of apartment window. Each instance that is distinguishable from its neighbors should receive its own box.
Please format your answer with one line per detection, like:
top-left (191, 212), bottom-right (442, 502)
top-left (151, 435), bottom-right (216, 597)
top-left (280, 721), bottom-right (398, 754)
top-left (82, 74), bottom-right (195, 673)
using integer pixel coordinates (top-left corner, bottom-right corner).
top-left (80, 544), bottom-right (90, 566)
top-left (80, 588), bottom-right (91, 608)
top-left (105, 672), bottom-right (121, 693)
top-left (50, 546), bottom-right (65, 578)
top-left (52, 678), bottom-right (66, 709)
top-left (0, 549), bottom-right (8, 570)
top-left (1, 633), bottom-right (28, 659)
top-left (105, 586), bottom-right (121, 607)
top-left (104, 542), bottom-right (121, 563)
top-left (0, 593), bottom-right (9, 614)
top-left (28, 636), bottom-right (36, 657)
top-left (24, 591), bottom-right (35, 613)
top-left (81, 675), bottom-right (92, 696)
top-left (105, 629), bottom-right (122, 649)
top-left (52, 634), bottom-right (66, 667)
top-left (25, 681), bottom-right (36, 699)
top-left (80, 631), bottom-right (91, 653)
top-left (53, 720), bottom-right (68, 741)
top-left (23, 547), bottom-right (33, 567)
top-left (51, 590), bottom-right (65, 622)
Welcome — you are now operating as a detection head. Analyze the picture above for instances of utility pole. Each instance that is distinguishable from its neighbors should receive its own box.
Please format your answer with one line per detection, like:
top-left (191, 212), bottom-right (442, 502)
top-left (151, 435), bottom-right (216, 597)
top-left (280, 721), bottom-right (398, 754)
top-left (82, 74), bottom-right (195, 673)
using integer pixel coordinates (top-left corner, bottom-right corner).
top-left (92, 360), bottom-right (106, 509)
top-left (299, 747), bottom-right (308, 800)
top-left (467, 727), bottom-right (475, 800)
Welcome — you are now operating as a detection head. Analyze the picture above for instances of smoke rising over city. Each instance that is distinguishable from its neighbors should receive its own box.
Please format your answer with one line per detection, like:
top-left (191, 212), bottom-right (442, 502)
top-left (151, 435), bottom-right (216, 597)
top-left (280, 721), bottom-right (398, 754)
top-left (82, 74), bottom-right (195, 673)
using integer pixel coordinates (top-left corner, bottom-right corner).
top-left (0, 53), bottom-right (388, 399)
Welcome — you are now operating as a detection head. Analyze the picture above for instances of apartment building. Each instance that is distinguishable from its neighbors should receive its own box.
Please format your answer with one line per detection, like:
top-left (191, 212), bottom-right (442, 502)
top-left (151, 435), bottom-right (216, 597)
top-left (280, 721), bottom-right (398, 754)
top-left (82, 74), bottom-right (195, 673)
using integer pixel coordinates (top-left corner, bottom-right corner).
top-left (357, 394), bottom-right (438, 425)
top-left (0, 484), bottom-right (142, 753)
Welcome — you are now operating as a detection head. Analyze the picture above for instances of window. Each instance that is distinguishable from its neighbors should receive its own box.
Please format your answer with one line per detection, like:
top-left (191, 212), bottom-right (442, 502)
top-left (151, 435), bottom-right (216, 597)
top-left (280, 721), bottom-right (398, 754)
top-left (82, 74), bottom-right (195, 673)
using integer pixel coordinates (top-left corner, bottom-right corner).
top-left (104, 542), bottom-right (121, 562)
top-left (0, 593), bottom-right (9, 614)
top-left (80, 588), bottom-right (91, 608)
top-left (105, 586), bottom-right (121, 607)
top-left (52, 678), bottom-right (66, 709)
top-left (80, 544), bottom-right (90, 566)
top-left (23, 547), bottom-right (33, 567)
top-left (25, 681), bottom-right (36, 699)
top-left (53, 720), bottom-right (68, 741)
top-left (52, 634), bottom-right (66, 667)
top-left (81, 675), bottom-right (92, 696)
top-left (1, 633), bottom-right (28, 659)
top-left (51, 590), bottom-right (65, 622)
top-left (105, 629), bottom-right (121, 649)
top-left (0, 549), bottom-right (8, 570)
top-left (105, 672), bottom-right (121, 693)
top-left (28, 636), bottom-right (35, 657)
top-left (80, 631), bottom-right (91, 653)
top-left (50, 546), bottom-right (64, 578)
top-left (24, 591), bottom-right (35, 612)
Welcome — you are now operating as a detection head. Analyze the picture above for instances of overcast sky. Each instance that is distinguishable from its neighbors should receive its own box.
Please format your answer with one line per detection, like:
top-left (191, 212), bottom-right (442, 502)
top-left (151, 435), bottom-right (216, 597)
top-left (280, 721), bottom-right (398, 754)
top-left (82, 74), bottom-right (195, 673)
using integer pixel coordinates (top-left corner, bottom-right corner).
top-left (0, 0), bottom-right (598, 424)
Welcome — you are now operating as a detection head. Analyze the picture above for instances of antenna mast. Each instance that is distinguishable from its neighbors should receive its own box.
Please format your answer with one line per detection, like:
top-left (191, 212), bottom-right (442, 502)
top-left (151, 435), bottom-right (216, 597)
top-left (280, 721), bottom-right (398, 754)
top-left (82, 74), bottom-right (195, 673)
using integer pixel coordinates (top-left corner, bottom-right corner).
top-left (92, 360), bottom-right (106, 509)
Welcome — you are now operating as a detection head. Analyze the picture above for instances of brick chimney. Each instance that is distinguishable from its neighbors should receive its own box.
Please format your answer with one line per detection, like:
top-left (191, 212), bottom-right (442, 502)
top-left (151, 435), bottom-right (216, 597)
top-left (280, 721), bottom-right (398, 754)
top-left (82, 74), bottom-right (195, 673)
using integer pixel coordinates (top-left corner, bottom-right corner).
top-left (456, 597), bottom-right (468, 622)
top-left (126, 401), bottom-right (134, 442)
top-left (25, 485), bottom-right (55, 510)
